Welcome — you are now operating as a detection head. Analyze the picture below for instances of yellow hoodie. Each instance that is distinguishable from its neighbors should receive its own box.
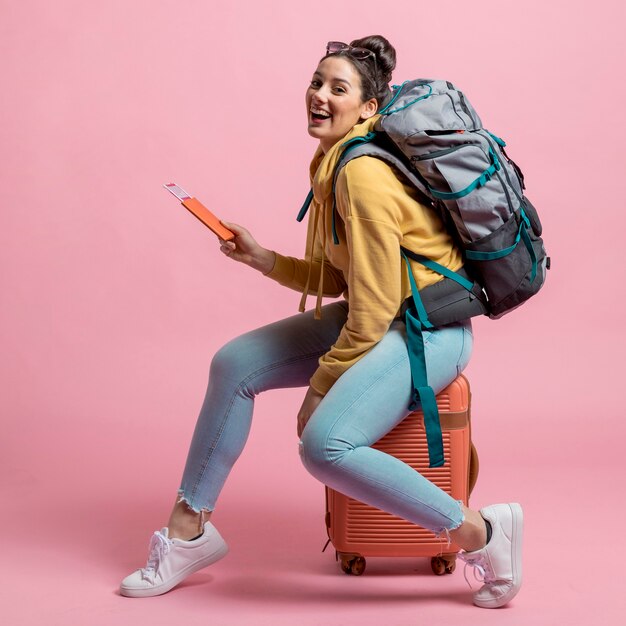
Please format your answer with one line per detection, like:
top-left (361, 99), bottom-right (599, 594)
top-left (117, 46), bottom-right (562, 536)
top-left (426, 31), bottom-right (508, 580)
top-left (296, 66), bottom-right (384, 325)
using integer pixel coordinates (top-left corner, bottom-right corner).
top-left (266, 116), bottom-right (463, 395)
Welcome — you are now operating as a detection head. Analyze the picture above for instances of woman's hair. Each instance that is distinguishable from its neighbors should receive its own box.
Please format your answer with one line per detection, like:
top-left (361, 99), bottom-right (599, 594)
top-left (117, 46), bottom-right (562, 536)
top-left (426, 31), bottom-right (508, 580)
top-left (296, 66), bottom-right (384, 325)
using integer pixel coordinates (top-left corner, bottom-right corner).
top-left (322, 35), bottom-right (396, 110)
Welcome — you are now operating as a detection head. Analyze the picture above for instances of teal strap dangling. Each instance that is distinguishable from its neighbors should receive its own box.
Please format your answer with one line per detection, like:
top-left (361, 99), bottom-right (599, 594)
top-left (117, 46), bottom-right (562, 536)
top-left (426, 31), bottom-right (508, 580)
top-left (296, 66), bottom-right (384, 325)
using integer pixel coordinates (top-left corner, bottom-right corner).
top-left (401, 251), bottom-right (444, 468)
top-left (404, 306), bottom-right (445, 468)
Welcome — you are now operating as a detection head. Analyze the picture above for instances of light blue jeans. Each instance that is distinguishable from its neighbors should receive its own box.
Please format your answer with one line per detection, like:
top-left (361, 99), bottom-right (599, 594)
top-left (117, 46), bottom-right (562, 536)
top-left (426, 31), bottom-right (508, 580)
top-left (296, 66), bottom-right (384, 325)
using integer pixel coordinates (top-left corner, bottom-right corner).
top-left (179, 301), bottom-right (473, 535)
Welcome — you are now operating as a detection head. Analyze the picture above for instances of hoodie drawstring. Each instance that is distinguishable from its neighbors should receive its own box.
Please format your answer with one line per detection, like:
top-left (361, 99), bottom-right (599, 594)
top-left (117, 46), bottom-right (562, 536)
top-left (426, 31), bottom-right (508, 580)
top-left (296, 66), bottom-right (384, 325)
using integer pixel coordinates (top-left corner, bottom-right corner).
top-left (315, 206), bottom-right (327, 319)
top-left (298, 198), bottom-right (327, 320)
top-left (299, 199), bottom-right (320, 314)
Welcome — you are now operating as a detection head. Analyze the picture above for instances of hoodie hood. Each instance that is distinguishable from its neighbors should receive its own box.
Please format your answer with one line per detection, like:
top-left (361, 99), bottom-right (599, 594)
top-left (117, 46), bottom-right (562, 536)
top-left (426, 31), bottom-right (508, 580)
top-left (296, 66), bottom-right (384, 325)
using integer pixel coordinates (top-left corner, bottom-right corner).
top-left (300, 116), bottom-right (381, 318)
top-left (310, 115), bottom-right (381, 204)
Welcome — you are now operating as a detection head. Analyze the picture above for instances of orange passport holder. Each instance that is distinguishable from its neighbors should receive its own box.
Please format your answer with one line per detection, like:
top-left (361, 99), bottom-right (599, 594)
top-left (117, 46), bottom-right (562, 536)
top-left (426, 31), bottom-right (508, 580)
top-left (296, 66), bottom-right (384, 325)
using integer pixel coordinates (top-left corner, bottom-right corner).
top-left (180, 197), bottom-right (235, 241)
top-left (163, 183), bottom-right (235, 241)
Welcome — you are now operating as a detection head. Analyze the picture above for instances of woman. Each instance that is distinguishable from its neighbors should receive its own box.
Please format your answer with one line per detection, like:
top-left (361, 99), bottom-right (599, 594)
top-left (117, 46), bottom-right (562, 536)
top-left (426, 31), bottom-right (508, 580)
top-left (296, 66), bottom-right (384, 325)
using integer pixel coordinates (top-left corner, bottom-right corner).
top-left (120, 36), bottom-right (523, 609)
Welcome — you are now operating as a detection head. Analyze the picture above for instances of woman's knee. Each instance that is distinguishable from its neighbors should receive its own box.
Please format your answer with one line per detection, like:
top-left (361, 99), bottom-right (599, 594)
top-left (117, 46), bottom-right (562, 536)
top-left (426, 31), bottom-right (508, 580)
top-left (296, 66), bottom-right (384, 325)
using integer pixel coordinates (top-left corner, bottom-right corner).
top-left (299, 433), bottom-right (331, 481)
top-left (209, 336), bottom-right (256, 393)
top-left (299, 424), bottom-right (353, 480)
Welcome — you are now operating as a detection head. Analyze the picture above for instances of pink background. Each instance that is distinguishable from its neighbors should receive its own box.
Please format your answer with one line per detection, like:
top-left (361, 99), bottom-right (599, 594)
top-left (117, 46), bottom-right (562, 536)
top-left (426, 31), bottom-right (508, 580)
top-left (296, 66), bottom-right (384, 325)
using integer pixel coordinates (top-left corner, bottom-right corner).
top-left (1, 0), bottom-right (625, 624)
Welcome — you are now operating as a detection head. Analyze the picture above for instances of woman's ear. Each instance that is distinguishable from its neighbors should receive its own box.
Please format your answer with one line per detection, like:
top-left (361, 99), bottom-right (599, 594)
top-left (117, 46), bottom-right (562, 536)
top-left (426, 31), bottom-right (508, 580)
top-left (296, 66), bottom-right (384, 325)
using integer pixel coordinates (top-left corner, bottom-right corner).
top-left (359, 98), bottom-right (378, 121)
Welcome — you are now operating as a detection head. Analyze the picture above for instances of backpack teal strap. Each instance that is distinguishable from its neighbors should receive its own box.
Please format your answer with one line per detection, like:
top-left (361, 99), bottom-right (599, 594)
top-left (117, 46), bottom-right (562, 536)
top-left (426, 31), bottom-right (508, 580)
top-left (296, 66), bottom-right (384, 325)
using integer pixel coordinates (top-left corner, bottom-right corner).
top-left (296, 189), bottom-right (314, 222)
top-left (428, 146), bottom-right (501, 201)
top-left (380, 82), bottom-right (433, 115)
top-left (519, 210), bottom-right (538, 282)
top-left (378, 80), bottom-right (408, 114)
top-left (465, 220), bottom-right (525, 261)
top-left (401, 251), bottom-right (444, 468)
top-left (329, 133), bottom-right (378, 244)
top-left (331, 198), bottom-right (340, 245)
top-left (404, 306), bottom-right (445, 468)
top-left (464, 209), bottom-right (538, 282)
top-left (401, 247), bottom-right (474, 292)
top-left (487, 131), bottom-right (506, 147)
top-left (298, 188), bottom-right (340, 244)
top-left (401, 250), bottom-right (434, 329)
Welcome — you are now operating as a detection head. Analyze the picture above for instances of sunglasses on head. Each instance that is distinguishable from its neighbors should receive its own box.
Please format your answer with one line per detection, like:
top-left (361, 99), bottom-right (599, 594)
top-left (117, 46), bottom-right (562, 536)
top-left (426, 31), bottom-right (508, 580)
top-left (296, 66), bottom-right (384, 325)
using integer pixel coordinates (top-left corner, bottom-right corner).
top-left (326, 41), bottom-right (377, 70)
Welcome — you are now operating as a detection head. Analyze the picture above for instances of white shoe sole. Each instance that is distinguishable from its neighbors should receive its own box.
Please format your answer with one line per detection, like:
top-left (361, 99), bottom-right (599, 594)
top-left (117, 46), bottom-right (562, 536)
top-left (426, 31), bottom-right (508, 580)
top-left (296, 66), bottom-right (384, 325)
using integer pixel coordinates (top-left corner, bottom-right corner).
top-left (474, 502), bottom-right (523, 609)
top-left (120, 542), bottom-right (229, 598)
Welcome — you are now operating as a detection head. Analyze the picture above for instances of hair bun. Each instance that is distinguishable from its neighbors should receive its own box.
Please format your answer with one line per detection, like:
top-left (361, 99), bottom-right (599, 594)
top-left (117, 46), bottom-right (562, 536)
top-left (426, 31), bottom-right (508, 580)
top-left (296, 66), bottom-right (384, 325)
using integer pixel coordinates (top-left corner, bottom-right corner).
top-left (350, 35), bottom-right (396, 85)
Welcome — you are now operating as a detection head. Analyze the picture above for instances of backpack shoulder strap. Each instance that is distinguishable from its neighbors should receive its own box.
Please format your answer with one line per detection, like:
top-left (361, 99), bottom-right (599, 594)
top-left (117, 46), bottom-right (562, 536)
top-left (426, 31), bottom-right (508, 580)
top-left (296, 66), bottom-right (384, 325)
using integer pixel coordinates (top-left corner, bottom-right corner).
top-left (332, 134), bottom-right (431, 204)
top-left (328, 133), bottom-right (432, 243)
top-left (296, 132), bottom-right (431, 231)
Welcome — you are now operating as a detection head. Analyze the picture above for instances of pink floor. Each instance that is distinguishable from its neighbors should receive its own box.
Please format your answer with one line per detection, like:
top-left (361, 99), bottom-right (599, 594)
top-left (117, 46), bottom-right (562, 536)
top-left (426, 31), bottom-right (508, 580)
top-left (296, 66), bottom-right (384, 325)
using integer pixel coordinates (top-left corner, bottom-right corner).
top-left (2, 460), bottom-right (623, 626)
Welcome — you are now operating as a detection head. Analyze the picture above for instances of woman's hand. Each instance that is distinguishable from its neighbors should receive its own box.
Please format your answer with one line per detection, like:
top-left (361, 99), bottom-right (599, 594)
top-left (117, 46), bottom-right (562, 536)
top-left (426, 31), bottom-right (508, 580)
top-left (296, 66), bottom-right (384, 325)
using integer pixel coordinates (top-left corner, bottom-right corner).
top-left (297, 386), bottom-right (324, 437)
top-left (219, 221), bottom-right (276, 274)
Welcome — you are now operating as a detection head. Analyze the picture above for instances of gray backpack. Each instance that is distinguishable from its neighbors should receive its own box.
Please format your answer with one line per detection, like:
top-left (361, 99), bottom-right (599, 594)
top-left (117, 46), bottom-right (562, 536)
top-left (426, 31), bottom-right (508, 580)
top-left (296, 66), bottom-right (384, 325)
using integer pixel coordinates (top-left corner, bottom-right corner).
top-left (297, 79), bottom-right (549, 467)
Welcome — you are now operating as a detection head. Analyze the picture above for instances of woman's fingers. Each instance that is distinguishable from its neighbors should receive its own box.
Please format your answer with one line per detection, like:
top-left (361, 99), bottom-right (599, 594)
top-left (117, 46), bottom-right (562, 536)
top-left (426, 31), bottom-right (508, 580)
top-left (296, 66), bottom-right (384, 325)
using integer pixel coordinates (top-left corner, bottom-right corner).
top-left (297, 415), bottom-right (306, 438)
top-left (296, 387), bottom-right (323, 437)
top-left (217, 222), bottom-right (262, 268)
top-left (220, 220), bottom-right (245, 236)
top-left (219, 239), bottom-right (236, 254)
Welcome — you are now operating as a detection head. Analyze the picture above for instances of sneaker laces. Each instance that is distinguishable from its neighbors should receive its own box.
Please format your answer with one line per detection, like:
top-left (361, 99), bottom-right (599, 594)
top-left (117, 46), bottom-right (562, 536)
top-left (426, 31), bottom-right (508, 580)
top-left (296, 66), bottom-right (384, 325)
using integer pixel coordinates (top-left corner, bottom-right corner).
top-left (141, 530), bottom-right (172, 582)
top-left (459, 552), bottom-right (495, 590)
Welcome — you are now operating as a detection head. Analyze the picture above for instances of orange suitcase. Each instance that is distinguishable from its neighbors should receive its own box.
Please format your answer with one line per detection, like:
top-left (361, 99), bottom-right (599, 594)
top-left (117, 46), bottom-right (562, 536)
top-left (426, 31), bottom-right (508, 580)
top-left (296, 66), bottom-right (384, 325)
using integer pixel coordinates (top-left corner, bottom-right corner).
top-left (324, 374), bottom-right (479, 576)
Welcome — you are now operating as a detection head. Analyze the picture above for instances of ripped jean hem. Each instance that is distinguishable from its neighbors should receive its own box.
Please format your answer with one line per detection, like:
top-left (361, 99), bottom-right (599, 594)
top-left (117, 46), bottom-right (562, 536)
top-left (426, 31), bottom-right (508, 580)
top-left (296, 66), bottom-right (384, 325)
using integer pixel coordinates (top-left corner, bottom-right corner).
top-left (432, 499), bottom-right (465, 551)
top-left (177, 489), bottom-right (214, 519)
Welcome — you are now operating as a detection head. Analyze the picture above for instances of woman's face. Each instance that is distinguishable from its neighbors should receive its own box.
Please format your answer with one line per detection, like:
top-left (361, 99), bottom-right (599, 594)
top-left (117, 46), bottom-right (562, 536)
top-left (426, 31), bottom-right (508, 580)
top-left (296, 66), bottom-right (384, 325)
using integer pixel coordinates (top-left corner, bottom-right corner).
top-left (306, 56), bottom-right (377, 153)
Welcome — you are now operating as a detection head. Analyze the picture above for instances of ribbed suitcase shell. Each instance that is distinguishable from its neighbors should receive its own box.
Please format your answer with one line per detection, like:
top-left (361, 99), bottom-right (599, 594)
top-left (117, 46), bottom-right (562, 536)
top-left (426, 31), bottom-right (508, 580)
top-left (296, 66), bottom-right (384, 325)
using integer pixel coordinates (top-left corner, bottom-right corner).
top-left (325, 375), bottom-right (474, 570)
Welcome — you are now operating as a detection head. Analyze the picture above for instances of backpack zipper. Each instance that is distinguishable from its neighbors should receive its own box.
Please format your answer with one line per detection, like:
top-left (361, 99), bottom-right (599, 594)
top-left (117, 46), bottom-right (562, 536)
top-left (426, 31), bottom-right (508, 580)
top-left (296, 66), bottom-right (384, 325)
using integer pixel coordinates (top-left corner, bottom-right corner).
top-left (457, 91), bottom-right (476, 126)
top-left (444, 93), bottom-right (466, 126)
top-left (482, 132), bottom-right (524, 207)
top-left (412, 143), bottom-right (473, 161)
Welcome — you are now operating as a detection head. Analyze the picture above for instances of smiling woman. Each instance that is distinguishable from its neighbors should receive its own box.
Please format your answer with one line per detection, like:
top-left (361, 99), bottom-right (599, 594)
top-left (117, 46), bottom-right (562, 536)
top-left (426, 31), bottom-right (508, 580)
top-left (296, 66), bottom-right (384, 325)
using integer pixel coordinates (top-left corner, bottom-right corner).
top-left (306, 57), bottom-right (378, 153)
top-left (306, 37), bottom-right (395, 153)
top-left (120, 34), bottom-right (524, 610)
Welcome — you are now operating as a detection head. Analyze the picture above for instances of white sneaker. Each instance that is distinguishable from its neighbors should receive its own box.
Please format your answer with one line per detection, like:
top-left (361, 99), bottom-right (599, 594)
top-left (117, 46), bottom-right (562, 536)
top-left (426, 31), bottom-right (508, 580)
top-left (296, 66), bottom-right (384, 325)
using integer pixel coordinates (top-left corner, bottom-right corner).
top-left (120, 521), bottom-right (228, 598)
top-left (458, 503), bottom-right (523, 608)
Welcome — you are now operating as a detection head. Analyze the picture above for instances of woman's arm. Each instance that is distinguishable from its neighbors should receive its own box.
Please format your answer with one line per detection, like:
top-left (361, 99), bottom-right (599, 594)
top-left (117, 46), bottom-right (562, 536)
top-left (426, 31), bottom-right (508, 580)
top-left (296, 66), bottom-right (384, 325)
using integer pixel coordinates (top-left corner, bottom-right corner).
top-left (267, 251), bottom-right (346, 297)
top-left (219, 220), bottom-right (346, 296)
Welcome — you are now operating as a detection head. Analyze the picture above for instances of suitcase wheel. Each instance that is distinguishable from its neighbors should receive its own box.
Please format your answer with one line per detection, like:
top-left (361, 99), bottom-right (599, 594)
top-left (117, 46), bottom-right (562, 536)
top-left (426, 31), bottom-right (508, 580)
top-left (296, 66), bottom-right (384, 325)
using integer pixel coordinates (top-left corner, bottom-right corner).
top-left (431, 555), bottom-right (456, 575)
top-left (339, 554), bottom-right (366, 576)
